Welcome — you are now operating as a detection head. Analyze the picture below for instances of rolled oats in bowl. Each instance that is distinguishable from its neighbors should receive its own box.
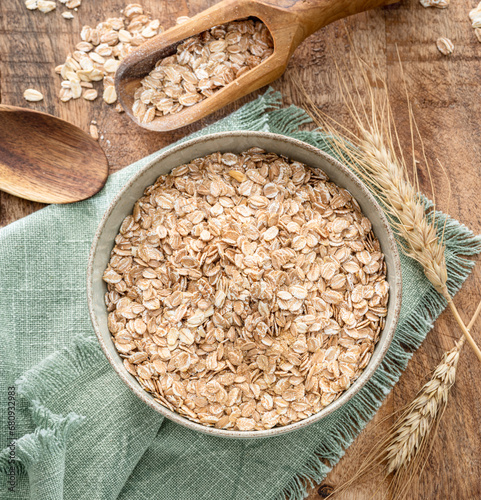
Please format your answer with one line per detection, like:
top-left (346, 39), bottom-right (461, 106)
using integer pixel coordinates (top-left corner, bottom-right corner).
top-left (102, 148), bottom-right (389, 431)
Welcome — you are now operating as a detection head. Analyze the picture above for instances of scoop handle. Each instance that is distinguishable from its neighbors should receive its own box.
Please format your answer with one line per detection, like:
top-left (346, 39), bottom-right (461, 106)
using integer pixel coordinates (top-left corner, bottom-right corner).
top-left (261, 0), bottom-right (398, 39)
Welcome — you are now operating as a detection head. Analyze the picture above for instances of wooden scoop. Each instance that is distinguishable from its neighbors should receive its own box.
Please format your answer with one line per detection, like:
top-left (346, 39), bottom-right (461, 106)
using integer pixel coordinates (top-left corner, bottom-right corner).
top-left (0, 105), bottom-right (108, 204)
top-left (116, 0), bottom-right (398, 132)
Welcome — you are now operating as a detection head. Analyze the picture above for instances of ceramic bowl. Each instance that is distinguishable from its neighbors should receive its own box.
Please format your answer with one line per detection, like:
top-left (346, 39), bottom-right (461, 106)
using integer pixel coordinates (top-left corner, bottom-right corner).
top-left (87, 131), bottom-right (402, 439)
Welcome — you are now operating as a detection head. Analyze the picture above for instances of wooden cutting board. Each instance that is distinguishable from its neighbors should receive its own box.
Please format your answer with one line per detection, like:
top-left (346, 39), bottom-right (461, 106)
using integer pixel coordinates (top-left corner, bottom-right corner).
top-left (1, 0), bottom-right (480, 497)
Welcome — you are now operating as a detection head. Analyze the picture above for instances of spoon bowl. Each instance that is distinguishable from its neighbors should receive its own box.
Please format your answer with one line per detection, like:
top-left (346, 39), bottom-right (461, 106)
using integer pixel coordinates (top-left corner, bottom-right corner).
top-left (0, 105), bottom-right (108, 204)
top-left (116, 0), bottom-right (398, 132)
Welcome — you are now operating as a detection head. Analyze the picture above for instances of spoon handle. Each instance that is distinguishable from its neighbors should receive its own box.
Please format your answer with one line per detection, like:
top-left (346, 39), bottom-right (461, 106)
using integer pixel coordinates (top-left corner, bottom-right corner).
top-left (261, 0), bottom-right (398, 40)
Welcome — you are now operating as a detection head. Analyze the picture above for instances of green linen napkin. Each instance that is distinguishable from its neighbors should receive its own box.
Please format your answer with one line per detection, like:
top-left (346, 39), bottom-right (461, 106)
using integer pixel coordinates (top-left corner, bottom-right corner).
top-left (1, 90), bottom-right (480, 500)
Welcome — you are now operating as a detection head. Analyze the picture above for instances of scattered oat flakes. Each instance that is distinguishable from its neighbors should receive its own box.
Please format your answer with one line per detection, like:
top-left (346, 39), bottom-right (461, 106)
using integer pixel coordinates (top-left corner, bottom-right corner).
top-left (71, 81), bottom-right (82, 98)
top-left (103, 86), bottom-right (117, 104)
top-left (59, 88), bottom-right (73, 102)
top-left (420, 0), bottom-right (449, 8)
top-left (25, 0), bottom-right (38, 10)
top-left (23, 89), bottom-right (44, 102)
top-left (25, 0), bottom-right (80, 14)
top-left (470, 2), bottom-right (481, 28)
top-left (83, 88), bottom-right (98, 100)
top-left (56, 4), bottom-right (163, 106)
top-left (132, 19), bottom-right (273, 122)
top-left (176, 16), bottom-right (190, 25)
top-left (89, 123), bottom-right (99, 140)
top-left (37, 0), bottom-right (56, 12)
top-left (475, 27), bottom-right (481, 42)
top-left (436, 37), bottom-right (454, 55)
top-left (103, 149), bottom-right (389, 431)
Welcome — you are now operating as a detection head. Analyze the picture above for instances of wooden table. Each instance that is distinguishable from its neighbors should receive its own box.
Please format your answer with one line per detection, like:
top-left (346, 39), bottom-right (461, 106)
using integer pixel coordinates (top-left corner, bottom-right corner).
top-left (1, 0), bottom-right (480, 497)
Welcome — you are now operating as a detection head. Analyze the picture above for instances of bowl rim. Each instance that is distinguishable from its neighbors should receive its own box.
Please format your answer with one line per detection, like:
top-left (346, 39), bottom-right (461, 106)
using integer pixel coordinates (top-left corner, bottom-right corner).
top-left (87, 130), bottom-right (402, 439)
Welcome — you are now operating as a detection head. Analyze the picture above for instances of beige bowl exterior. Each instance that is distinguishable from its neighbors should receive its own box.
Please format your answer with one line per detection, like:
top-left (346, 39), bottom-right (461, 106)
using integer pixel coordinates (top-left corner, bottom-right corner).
top-left (87, 131), bottom-right (402, 439)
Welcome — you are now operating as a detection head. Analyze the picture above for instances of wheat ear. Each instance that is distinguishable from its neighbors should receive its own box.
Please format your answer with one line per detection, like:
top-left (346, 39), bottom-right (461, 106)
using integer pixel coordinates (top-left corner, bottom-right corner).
top-left (384, 297), bottom-right (481, 498)
top-left (292, 74), bottom-right (481, 363)
top-left (323, 299), bottom-right (481, 500)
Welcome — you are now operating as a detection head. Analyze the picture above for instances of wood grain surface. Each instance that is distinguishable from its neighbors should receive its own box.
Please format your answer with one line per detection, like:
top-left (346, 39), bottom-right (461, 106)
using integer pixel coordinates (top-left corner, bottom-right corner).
top-left (1, 0), bottom-right (480, 498)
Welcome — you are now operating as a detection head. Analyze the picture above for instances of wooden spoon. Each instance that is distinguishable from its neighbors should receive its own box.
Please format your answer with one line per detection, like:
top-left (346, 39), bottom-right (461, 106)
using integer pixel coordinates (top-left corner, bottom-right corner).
top-left (0, 105), bottom-right (108, 204)
top-left (116, 0), bottom-right (398, 132)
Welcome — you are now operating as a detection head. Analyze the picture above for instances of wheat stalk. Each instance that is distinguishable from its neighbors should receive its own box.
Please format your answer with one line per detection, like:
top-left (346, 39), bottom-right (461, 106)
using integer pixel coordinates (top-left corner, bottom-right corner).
top-left (323, 300), bottom-right (481, 500)
top-left (387, 299), bottom-right (481, 485)
top-left (292, 74), bottom-right (481, 363)
top-left (386, 340), bottom-right (462, 473)
top-left (351, 129), bottom-right (480, 360)
top-left (357, 132), bottom-right (447, 295)
top-left (291, 61), bottom-right (481, 498)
